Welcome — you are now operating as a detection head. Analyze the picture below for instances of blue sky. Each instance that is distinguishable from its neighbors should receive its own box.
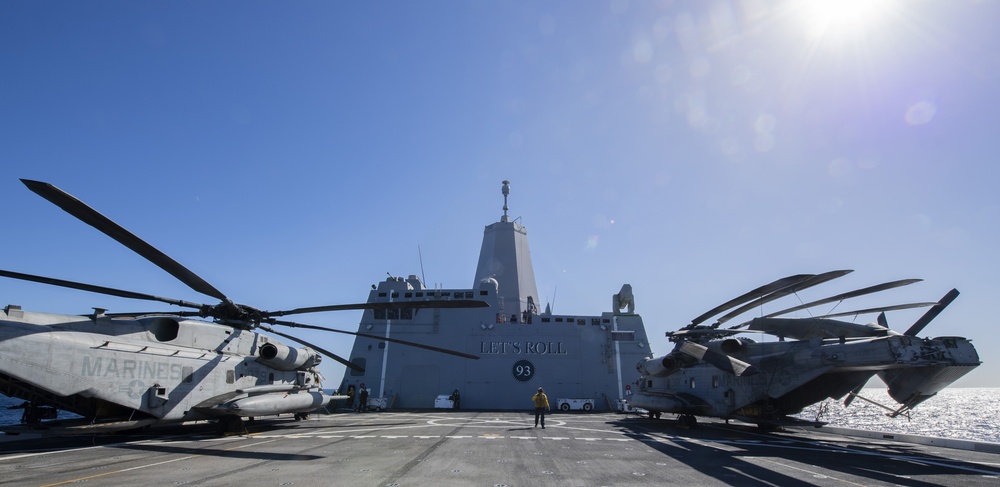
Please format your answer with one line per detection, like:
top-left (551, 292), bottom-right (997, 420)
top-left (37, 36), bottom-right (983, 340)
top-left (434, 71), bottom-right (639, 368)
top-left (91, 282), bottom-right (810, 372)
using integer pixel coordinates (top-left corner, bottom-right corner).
top-left (1, 0), bottom-right (998, 388)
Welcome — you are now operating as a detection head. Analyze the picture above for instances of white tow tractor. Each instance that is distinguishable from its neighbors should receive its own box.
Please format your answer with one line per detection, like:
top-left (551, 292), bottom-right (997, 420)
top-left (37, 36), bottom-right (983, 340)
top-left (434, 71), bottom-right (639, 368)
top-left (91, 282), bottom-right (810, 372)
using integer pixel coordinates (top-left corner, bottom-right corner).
top-left (366, 397), bottom-right (388, 412)
top-left (434, 395), bottom-right (454, 409)
top-left (556, 398), bottom-right (594, 411)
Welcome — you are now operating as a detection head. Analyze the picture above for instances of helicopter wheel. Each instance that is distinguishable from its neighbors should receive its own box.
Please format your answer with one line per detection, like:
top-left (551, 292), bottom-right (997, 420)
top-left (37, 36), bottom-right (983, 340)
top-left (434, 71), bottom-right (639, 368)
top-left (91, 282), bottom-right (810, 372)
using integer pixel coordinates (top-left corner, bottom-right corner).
top-left (677, 414), bottom-right (697, 428)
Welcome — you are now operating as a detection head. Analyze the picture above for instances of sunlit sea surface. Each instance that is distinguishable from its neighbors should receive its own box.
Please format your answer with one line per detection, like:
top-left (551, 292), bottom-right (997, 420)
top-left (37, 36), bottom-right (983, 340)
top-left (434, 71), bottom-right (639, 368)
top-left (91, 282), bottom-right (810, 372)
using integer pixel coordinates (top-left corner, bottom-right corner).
top-left (2, 389), bottom-right (998, 443)
top-left (794, 387), bottom-right (999, 443)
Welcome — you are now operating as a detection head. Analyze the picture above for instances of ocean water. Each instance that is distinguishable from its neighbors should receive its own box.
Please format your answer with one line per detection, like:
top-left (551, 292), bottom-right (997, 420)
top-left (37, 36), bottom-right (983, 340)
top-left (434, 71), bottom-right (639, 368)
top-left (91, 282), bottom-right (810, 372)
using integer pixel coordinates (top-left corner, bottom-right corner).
top-left (2, 389), bottom-right (997, 443)
top-left (795, 387), bottom-right (1000, 443)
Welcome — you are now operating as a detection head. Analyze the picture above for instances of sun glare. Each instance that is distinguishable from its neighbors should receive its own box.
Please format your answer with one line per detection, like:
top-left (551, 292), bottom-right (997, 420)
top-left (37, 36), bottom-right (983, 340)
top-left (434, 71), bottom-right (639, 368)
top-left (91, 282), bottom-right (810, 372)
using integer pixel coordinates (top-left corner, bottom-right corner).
top-left (796, 0), bottom-right (896, 41)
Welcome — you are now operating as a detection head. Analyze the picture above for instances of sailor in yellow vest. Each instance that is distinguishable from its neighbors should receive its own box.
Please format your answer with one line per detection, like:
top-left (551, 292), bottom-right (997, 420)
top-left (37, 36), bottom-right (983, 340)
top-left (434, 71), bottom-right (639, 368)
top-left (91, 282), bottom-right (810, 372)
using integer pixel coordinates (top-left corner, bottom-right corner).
top-left (532, 387), bottom-right (550, 428)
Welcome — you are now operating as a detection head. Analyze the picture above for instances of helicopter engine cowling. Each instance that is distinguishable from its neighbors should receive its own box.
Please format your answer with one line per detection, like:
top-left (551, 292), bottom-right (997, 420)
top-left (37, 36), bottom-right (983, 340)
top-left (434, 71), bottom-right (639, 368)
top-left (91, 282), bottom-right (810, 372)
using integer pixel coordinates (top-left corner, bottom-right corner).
top-left (256, 342), bottom-right (321, 371)
top-left (638, 354), bottom-right (682, 377)
top-left (720, 338), bottom-right (743, 354)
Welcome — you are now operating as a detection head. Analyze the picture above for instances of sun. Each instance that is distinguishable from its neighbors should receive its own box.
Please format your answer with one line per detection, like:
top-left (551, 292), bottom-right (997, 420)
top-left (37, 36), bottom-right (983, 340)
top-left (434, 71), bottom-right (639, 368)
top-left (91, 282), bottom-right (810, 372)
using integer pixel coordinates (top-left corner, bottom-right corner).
top-left (794, 0), bottom-right (897, 41)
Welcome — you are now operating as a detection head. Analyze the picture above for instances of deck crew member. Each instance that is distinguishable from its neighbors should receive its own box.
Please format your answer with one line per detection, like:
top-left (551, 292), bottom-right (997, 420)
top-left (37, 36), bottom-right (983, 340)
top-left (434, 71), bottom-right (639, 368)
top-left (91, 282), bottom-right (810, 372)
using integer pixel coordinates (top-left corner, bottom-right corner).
top-left (532, 387), bottom-right (550, 428)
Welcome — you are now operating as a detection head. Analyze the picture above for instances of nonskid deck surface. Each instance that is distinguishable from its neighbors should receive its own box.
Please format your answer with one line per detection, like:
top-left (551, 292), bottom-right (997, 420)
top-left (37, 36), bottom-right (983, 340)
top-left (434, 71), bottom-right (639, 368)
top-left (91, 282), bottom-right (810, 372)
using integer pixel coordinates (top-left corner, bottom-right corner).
top-left (0, 412), bottom-right (998, 487)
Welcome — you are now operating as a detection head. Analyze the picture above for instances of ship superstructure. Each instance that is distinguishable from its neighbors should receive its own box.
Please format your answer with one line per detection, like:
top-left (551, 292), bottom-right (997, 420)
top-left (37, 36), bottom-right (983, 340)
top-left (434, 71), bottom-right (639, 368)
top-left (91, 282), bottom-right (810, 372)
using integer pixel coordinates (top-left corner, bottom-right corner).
top-left (339, 181), bottom-right (652, 410)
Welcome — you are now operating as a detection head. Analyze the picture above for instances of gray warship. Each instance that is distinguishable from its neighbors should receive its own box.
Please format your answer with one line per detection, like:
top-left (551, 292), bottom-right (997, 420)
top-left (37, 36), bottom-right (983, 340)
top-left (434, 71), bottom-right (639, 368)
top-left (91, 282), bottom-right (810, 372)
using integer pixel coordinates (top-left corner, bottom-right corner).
top-left (338, 181), bottom-right (651, 410)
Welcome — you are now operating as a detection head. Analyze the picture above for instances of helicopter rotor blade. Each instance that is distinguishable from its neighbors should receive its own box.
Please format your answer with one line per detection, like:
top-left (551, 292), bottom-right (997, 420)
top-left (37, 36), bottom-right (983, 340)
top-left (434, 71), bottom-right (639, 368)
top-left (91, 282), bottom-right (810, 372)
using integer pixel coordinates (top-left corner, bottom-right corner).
top-left (266, 318), bottom-right (480, 360)
top-left (21, 179), bottom-right (230, 303)
top-left (264, 299), bottom-right (490, 318)
top-left (677, 341), bottom-right (759, 377)
top-left (257, 325), bottom-right (363, 372)
top-left (758, 279), bottom-right (923, 321)
top-left (904, 288), bottom-right (960, 336)
top-left (0, 269), bottom-right (206, 310)
top-left (818, 302), bottom-right (939, 320)
top-left (711, 270), bottom-right (852, 328)
top-left (685, 273), bottom-right (817, 329)
top-left (843, 383), bottom-right (866, 407)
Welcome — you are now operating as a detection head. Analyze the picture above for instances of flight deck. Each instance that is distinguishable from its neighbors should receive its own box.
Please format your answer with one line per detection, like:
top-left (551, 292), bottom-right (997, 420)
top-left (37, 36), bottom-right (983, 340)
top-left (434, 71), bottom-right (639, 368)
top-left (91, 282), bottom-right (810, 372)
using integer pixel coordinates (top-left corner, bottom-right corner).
top-left (1, 412), bottom-right (997, 487)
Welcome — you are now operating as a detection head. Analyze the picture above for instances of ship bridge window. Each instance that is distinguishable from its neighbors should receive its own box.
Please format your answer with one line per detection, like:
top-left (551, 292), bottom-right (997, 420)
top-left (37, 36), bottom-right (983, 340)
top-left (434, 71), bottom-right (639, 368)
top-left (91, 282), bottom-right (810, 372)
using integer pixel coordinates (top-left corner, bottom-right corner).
top-left (577, 319), bottom-right (585, 325)
top-left (541, 317), bottom-right (550, 323)
top-left (603, 319), bottom-right (611, 324)
top-left (416, 292), bottom-right (424, 297)
top-left (379, 292), bottom-right (387, 297)
top-left (555, 318), bottom-right (563, 323)
top-left (591, 319), bottom-right (600, 326)
top-left (464, 292), bottom-right (474, 298)
top-left (373, 308), bottom-right (414, 320)
top-left (405, 292), bottom-right (412, 298)
top-left (611, 331), bottom-right (635, 341)
top-left (391, 292), bottom-right (399, 298)
top-left (480, 290), bottom-right (489, 296)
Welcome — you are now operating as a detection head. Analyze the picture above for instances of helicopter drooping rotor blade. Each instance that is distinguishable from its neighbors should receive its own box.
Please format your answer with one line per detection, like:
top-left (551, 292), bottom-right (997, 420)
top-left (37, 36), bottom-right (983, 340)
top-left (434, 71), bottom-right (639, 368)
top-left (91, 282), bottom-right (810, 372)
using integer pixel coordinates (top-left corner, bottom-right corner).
top-left (678, 341), bottom-right (759, 376)
top-left (711, 270), bottom-right (852, 328)
top-left (258, 325), bottom-right (363, 372)
top-left (264, 299), bottom-right (490, 318)
top-left (0, 269), bottom-right (206, 310)
top-left (843, 383), bottom-right (866, 407)
top-left (757, 279), bottom-right (923, 321)
top-left (21, 179), bottom-right (230, 303)
top-left (904, 288), bottom-right (960, 336)
top-left (266, 318), bottom-right (480, 360)
top-left (818, 302), bottom-right (938, 320)
top-left (686, 273), bottom-right (817, 329)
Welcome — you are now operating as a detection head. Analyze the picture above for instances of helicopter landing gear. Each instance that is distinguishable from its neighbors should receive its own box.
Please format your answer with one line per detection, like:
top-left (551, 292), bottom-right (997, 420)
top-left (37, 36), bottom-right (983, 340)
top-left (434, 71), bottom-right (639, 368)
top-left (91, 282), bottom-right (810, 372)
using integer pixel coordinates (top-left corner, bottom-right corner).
top-left (293, 413), bottom-right (309, 421)
top-left (677, 414), bottom-right (698, 429)
top-left (218, 416), bottom-right (246, 435)
top-left (647, 411), bottom-right (662, 419)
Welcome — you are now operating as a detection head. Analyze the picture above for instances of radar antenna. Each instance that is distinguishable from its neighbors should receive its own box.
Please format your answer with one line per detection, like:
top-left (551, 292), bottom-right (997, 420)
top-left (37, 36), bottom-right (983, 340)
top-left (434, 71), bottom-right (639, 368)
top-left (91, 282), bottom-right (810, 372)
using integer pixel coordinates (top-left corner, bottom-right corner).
top-left (501, 180), bottom-right (510, 223)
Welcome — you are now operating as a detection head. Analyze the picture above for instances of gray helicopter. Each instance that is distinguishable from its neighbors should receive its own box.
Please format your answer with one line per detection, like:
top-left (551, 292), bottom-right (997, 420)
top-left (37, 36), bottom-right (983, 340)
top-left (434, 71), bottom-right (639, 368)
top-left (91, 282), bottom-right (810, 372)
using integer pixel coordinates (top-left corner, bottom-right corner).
top-left (629, 271), bottom-right (981, 429)
top-left (0, 179), bottom-right (486, 434)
